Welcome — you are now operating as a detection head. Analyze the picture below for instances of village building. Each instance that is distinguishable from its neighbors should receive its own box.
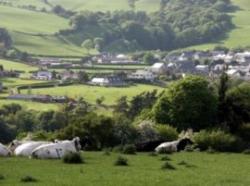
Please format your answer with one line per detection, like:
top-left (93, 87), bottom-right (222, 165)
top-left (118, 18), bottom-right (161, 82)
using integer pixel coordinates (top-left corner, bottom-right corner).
top-left (32, 71), bottom-right (52, 80)
top-left (149, 63), bottom-right (167, 74)
top-left (128, 70), bottom-right (156, 82)
top-left (90, 76), bottom-right (126, 87)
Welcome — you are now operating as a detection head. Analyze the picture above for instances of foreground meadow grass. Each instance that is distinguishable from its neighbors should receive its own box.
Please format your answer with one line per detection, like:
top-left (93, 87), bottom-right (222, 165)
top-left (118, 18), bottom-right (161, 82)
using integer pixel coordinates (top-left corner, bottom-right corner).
top-left (0, 152), bottom-right (249, 186)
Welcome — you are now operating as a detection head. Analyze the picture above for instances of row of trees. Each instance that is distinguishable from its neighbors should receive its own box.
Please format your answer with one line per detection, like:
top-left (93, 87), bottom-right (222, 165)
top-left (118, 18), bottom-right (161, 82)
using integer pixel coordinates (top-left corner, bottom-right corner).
top-left (58, 0), bottom-right (233, 52)
top-left (0, 75), bottom-right (249, 149)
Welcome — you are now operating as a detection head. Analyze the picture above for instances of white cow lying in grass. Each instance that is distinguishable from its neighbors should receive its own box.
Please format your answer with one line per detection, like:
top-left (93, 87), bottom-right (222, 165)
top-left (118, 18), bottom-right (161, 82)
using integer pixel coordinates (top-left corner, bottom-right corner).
top-left (155, 138), bottom-right (193, 153)
top-left (0, 143), bottom-right (11, 157)
top-left (14, 141), bottom-right (49, 157)
top-left (32, 137), bottom-right (81, 159)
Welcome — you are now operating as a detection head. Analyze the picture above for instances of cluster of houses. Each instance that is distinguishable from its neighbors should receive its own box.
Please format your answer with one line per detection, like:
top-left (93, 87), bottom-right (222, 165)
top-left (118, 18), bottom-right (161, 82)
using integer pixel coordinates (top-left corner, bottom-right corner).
top-left (94, 53), bottom-right (139, 64)
top-left (162, 50), bottom-right (250, 80)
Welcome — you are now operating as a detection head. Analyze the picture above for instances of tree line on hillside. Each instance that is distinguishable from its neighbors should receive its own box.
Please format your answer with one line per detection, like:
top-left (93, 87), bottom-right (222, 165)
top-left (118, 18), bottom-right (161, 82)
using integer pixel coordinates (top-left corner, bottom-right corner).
top-left (0, 28), bottom-right (12, 50)
top-left (58, 0), bottom-right (234, 52)
top-left (0, 74), bottom-right (249, 152)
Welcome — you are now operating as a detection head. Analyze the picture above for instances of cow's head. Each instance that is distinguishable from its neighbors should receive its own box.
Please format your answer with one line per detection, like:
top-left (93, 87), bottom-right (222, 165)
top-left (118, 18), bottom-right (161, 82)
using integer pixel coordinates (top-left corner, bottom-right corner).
top-left (73, 137), bottom-right (81, 151)
top-left (177, 138), bottom-right (193, 152)
top-left (8, 140), bottom-right (22, 152)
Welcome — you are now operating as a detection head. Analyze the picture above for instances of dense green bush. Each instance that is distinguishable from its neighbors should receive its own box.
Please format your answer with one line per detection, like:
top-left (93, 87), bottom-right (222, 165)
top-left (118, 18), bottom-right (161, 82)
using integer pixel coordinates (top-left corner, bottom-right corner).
top-left (122, 144), bottom-right (136, 155)
top-left (62, 152), bottom-right (84, 164)
top-left (114, 156), bottom-right (128, 166)
top-left (161, 162), bottom-right (176, 170)
top-left (194, 130), bottom-right (244, 152)
top-left (154, 124), bottom-right (178, 141)
top-left (20, 176), bottom-right (38, 183)
top-left (153, 76), bottom-right (218, 130)
top-left (237, 123), bottom-right (250, 142)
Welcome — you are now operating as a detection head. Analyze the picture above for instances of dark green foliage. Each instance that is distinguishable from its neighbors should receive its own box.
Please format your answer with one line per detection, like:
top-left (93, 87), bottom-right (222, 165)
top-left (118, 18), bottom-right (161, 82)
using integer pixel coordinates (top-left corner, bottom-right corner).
top-left (20, 176), bottom-right (38, 183)
top-left (113, 145), bottom-right (124, 153)
top-left (154, 124), bottom-right (178, 141)
top-left (194, 130), bottom-right (244, 152)
top-left (161, 162), bottom-right (176, 170)
top-left (225, 83), bottom-right (250, 131)
top-left (60, 0), bottom-right (232, 52)
top-left (63, 152), bottom-right (84, 164)
top-left (243, 149), bottom-right (250, 154)
top-left (114, 156), bottom-right (128, 166)
top-left (148, 152), bottom-right (158, 156)
top-left (178, 161), bottom-right (195, 168)
top-left (153, 76), bottom-right (217, 130)
top-left (0, 28), bottom-right (12, 49)
top-left (0, 174), bottom-right (5, 180)
top-left (122, 144), bottom-right (136, 155)
top-left (160, 156), bottom-right (171, 161)
top-left (238, 123), bottom-right (250, 142)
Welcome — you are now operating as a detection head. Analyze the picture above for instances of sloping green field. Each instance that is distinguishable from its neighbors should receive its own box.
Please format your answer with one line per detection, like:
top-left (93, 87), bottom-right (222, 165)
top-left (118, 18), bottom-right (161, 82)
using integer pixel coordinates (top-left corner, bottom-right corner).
top-left (0, 4), bottom-right (85, 56)
top-left (20, 84), bottom-right (163, 105)
top-left (0, 59), bottom-right (37, 72)
top-left (49, 0), bottom-right (160, 12)
top-left (190, 0), bottom-right (250, 50)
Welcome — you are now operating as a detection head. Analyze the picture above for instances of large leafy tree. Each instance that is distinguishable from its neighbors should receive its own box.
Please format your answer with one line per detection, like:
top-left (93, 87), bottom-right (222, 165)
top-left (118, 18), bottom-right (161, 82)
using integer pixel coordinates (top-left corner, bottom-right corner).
top-left (226, 83), bottom-right (250, 131)
top-left (153, 76), bottom-right (217, 130)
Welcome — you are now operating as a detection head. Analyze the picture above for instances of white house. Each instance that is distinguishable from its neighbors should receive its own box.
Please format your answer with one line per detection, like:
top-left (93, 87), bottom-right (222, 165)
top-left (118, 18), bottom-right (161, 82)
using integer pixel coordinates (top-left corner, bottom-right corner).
top-left (90, 76), bottom-right (125, 87)
top-left (33, 71), bottom-right (52, 80)
top-left (149, 63), bottom-right (167, 74)
top-left (128, 70), bottom-right (156, 82)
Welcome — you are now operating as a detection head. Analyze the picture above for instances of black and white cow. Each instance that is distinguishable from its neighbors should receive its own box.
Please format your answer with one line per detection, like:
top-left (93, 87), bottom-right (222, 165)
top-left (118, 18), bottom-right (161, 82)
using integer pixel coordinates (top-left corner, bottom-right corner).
top-left (155, 138), bottom-right (193, 153)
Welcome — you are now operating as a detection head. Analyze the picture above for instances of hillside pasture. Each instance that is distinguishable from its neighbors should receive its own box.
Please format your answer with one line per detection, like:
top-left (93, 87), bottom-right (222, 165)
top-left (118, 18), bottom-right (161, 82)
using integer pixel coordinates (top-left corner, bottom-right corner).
top-left (0, 99), bottom-right (60, 111)
top-left (0, 152), bottom-right (249, 186)
top-left (49, 0), bottom-right (160, 12)
top-left (11, 32), bottom-right (87, 57)
top-left (20, 84), bottom-right (164, 105)
top-left (0, 59), bottom-right (37, 72)
top-left (189, 0), bottom-right (250, 50)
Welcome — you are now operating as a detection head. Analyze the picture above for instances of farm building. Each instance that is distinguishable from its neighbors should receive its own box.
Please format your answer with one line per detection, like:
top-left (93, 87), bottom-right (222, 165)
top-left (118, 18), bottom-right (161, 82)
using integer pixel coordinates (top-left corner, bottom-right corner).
top-left (149, 63), bottom-right (167, 74)
top-left (128, 70), bottom-right (156, 82)
top-left (90, 76), bottom-right (126, 87)
top-left (32, 71), bottom-right (52, 80)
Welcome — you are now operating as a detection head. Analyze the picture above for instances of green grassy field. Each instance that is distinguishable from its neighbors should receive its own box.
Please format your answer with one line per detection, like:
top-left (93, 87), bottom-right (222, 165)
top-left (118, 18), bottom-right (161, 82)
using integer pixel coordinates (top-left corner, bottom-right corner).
top-left (20, 84), bottom-right (164, 105)
top-left (0, 99), bottom-right (60, 111)
top-left (0, 78), bottom-right (44, 87)
top-left (0, 152), bottom-right (249, 186)
top-left (189, 0), bottom-right (250, 50)
top-left (0, 4), bottom-right (86, 56)
top-left (0, 59), bottom-right (37, 72)
top-left (49, 0), bottom-right (160, 12)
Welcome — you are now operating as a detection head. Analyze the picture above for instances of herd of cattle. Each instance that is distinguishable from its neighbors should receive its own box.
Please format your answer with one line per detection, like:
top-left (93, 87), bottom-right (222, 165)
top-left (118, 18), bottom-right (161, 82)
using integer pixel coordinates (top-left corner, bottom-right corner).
top-left (0, 137), bottom-right (193, 159)
top-left (0, 137), bottom-right (81, 159)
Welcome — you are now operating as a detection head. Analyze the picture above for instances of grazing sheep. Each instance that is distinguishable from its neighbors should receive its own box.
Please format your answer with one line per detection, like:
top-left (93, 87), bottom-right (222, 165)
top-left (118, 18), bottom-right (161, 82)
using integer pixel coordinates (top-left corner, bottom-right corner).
top-left (0, 143), bottom-right (11, 157)
top-left (32, 137), bottom-right (81, 159)
top-left (155, 138), bottom-right (193, 153)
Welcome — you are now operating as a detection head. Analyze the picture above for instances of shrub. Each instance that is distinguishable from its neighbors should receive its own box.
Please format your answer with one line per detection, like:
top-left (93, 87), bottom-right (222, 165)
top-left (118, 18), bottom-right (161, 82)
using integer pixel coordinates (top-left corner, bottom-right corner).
top-left (20, 176), bottom-right (38, 183)
top-left (161, 162), bottom-right (176, 170)
top-left (194, 130), bottom-right (244, 152)
top-left (0, 174), bottom-right (4, 180)
top-left (114, 156), bottom-right (128, 166)
top-left (154, 124), bottom-right (178, 141)
top-left (160, 156), bottom-right (171, 161)
top-left (103, 148), bottom-right (112, 156)
top-left (148, 152), bottom-right (158, 156)
top-left (238, 123), bottom-right (250, 142)
top-left (113, 145), bottom-right (123, 153)
top-left (123, 144), bottom-right (136, 155)
top-left (243, 149), bottom-right (250, 154)
top-left (62, 152), bottom-right (83, 164)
